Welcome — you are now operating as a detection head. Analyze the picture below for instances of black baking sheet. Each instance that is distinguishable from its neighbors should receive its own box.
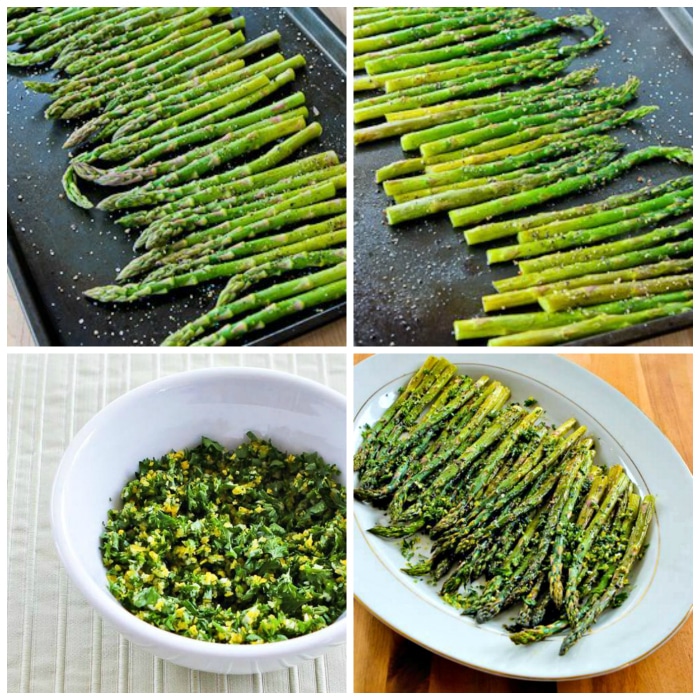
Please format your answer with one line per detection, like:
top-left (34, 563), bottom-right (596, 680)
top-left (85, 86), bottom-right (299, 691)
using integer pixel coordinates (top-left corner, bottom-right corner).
top-left (7, 8), bottom-right (346, 346)
top-left (353, 7), bottom-right (693, 347)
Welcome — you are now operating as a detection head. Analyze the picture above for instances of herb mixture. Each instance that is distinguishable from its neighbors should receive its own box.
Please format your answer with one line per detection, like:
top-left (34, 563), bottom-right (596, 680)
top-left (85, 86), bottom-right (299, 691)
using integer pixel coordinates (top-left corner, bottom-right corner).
top-left (102, 434), bottom-right (346, 644)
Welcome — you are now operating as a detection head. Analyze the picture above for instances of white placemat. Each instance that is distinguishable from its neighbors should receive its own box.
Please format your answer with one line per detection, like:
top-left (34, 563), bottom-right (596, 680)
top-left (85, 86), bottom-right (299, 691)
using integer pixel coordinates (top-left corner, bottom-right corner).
top-left (7, 353), bottom-right (347, 693)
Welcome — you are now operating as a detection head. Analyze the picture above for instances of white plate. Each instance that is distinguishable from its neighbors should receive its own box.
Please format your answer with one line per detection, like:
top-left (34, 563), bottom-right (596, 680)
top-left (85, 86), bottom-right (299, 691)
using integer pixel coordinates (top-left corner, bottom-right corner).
top-left (353, 354), bottom-right (692, 680)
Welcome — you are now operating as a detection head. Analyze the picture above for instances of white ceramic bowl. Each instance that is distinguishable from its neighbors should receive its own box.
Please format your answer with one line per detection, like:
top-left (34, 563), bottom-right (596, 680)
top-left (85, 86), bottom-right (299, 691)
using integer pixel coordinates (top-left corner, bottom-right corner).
top-left (51, 367), bottom-right (347, 675)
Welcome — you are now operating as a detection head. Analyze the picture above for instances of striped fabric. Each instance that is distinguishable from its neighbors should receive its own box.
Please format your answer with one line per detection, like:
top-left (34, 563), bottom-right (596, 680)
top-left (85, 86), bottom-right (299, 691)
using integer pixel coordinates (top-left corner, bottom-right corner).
top-left (7, 353), bottom-right (347, 693)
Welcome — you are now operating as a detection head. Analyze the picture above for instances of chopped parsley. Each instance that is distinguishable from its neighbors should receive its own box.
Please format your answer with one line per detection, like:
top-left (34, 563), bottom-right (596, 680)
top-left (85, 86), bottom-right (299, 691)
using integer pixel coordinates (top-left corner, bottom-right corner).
top-left (101, 433), bottom-right (346, 644)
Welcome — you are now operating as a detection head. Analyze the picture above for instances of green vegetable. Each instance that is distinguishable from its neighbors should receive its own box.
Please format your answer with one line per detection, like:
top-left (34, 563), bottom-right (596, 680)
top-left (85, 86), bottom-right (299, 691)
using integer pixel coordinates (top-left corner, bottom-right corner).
top-left (356, 356), bottom-right (654, 653)
top-left (102, 434), bottom-right (346, 644)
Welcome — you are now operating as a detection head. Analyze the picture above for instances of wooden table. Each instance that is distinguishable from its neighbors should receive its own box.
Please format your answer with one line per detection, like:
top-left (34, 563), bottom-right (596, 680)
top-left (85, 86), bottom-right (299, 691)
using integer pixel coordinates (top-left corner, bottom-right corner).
top-left (353, 353), bottom-right (692, 693)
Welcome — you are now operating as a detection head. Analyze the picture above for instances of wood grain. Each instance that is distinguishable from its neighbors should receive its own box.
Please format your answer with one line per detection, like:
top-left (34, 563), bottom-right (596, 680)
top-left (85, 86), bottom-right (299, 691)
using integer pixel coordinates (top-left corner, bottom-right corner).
top-left (354, 601), bottom-right (554, 693)
top-left (353, 353), bottom-right (692, 693)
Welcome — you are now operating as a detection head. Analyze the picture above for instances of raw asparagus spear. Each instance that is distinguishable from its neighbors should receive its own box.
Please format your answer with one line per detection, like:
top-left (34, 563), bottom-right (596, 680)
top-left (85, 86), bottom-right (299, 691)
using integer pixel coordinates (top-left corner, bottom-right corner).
top-left (191, 279), bottom-right (347, 347)
top-left (539, 274), bottom-right (693, 313)
top-left (464, 176), bottom-right (692, 245)
top-left (453, 292), bottom-right (694, 340)
top-left (83, 228), bottom-right (347, 303)
top-left (519, 220), bottom-right (693, 274)
top-left (483, 258), bottom-right (693, 312)
top-left (489, 302), bottom-right (692, 346)
top-left (97, 123), bottom-right (324, 211)
top-left (449, 146), bottom-right (692, 229)
top-left (162, 262), bottom-right (347, 346)
top-left (486, 193), bottom-right (692, 263)
top-left (493, 238), bottom-right (693, 293)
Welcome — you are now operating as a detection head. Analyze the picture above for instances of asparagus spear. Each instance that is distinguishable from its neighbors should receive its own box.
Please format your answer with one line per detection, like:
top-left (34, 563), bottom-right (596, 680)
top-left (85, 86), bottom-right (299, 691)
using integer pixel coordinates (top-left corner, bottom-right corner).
top-left (8, 7), bottom-right (110, 44)
top-left (519, 220), bottom-right (693, 274)
top-left (539, 273), bottom-right (694, 313)
top-left (435, 424), bottom-right (588, 567)
top-left (79, 114), bottom-right (308, 189)
top-left (62, 54), bottom-right (265, 147)
top-left (145, 202), bottom-right (348, 284)
top-left (494, 238), bottom-right (693, 293)
top-left (49, 26), bottom-right (245, 119)
top-left (450, 146), bottom-right (692, 229)
top-left (454, 292), bottom-right (694, 340)
top-left (355, 38), bottom-right (561, 91)
top-left (396, 138), bottom-right (622, 203)
top-left (394, 66), bottom-right (599, 150)
top-left (7, 9), bottom-right (128, 66)
top-left (92, 84), bottom-right (305, 167)
top-left (62, 166), bottom-right (95, 210)
top-left (562, 466), bottom-right (630, 617)
top-left (354, 61), bottom-right (592, 143)
top-left (464, 176), bottom-right (692, 245)
top-left (354, 9), bottom-right (528, 42)
top-left (139, 167), bottom-right (346, 251)
top-left (191, 279), bottom-right (347, 347)
top-left (119, 193), bottom-right (345, 282)
top-left (57, 17), bottom-right (223, 78)
top-left (384, 134), bottom-right (615, 199)
top-left (386, 148), bottom-right (620, 226)
top-left (356, 357), bottom-right (456, 476)
top-left (83, 228), bottom-right (347, 303)
top-left (382, 382), bottom-right (517, 537)
top-left (560, 496), bottom-right (655, 655)
top-left (489, 301), bottom-right (693, 346)
top-left (355, 58), bottom-right (574, 123)
top-left (76, 66), bottom-right (280, 158)
top-left (511, 491), bottom-right (639, 645)
top-left (374, 106), bottom-right (656, 183)
top-left (137, 178), bottom-right (342, 252)
top-left (473, 446), bottom-right (593, 623)
top-left (117, 151), bottom-right (340, 229)
top-left (106, 54), bottom-right (305, 144)
top-left (359, 376), bottom-right (486, 495)
top-left (56, 8), bottom-right (219, 72)
top-left (363, 13), bottom-right (605, 74)
top-left (549, 462), bottom-right (596, 608)
top-left (354, 10), bottom-right (535, 69)
top-left (384, 44), bottom-right (562, 92)
top-left (356, 377), bottom-right (485, 502)
top-left (63, 51), bottom-right (286, 146)
top-left (28, 8), bottom-right (133, 52)
top-left (7, 7), bottom-right (40, 21)
top-left (519, 190), bottom-right (692, 243)
top-left (162, 262), bottom-right (347, 346)
top-left (377, 382), bottom-right (511, 532)
top-left (456, 509), bottom-right (544, 610)
top-left (216, 248), bottom-right (348, 308)
top-left (427, 106), bottom-right (658, 168)
top-left (486, 193), bottom-right (692, 263)
top-left (434, 420), bottom-right (582, 546)
top-left (355, 11), bottom-right (529, 54)
top-left (483, 258), bottom-right (693, 312)
top-left (61, 7), bottom-right (211, 55)
top-left (74, 71), bottom-right (277, 164)
top-left (413, 77), bottom-right (640, 156)
top-left (97, 123), bottom-right (324, 211)
top-left (75, 108), bottom-right (307, 187)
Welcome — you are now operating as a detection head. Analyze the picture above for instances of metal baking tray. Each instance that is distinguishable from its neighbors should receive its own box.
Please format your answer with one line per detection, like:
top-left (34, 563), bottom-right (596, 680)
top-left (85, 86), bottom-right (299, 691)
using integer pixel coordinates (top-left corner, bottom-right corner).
top-left (353, 7), bottom-right (692, 347)
top-left (7, 8), bottom-right (346, 346)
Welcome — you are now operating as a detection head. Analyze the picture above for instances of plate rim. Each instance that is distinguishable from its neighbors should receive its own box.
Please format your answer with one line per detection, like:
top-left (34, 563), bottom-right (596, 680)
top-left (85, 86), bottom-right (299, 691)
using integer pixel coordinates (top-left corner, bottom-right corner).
top-left (353, 353), bottom-right (692, 680)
